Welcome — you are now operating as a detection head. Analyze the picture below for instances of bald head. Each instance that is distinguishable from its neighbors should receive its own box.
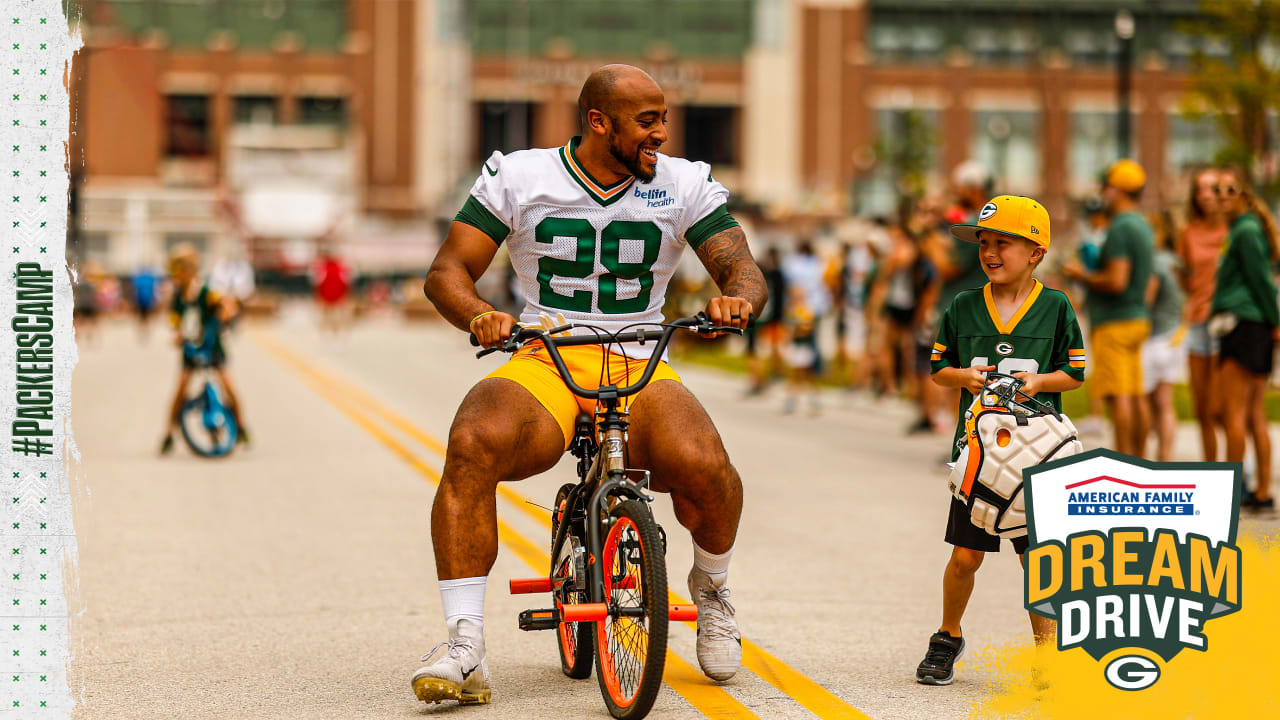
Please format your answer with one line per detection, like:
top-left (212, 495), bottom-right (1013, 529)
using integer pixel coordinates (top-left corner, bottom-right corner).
top-left (578, 64), bottom-right (662, 132)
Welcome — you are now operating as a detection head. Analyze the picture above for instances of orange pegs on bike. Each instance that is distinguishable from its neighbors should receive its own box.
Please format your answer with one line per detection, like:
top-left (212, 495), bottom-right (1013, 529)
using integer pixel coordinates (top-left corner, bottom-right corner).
top-left (560, 603), bottom-right (609, 623)
top-left (668, 604), bottom-right (698, 622)
top-left (510, 577), bottom-right (552, 594)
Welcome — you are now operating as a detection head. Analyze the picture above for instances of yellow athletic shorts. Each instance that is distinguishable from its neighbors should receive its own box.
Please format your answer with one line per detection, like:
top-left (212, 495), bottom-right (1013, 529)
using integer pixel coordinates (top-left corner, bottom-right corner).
top-left (1090, 318), bottom-right (1151, 397)
top-left (485, 342), bottom-right (682, 449)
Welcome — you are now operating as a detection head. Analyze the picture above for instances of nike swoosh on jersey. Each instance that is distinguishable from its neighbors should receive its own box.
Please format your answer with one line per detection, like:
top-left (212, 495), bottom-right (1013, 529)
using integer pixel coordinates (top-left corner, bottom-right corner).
top-left (484, 163), bottom-right (497, 176)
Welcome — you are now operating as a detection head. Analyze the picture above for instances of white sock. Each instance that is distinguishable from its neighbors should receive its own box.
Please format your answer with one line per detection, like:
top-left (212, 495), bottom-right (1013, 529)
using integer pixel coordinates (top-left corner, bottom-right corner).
top-left (693, 542), bottom-right (734, 587)
top-left (440, 576), bottom-right (486, 642)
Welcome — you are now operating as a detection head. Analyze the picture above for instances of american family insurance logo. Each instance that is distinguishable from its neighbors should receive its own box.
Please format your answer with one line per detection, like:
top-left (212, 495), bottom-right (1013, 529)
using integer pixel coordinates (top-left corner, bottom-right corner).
top-left (1065, 476), bottom-right (1196, 516)
top-left (1023, 450), bottom-right (1241, 691)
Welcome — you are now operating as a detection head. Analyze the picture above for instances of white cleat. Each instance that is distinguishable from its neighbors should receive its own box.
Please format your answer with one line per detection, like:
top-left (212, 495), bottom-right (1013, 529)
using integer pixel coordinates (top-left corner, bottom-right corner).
top-left (688, 567), bottom-right (742, 681)
top-left (411, 637), bottom-right (492, 705)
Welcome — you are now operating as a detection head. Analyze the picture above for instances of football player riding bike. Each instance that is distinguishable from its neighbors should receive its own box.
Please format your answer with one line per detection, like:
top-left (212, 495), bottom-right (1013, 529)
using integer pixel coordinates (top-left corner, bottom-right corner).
top-left (413, 64), bottom-right (768, 705)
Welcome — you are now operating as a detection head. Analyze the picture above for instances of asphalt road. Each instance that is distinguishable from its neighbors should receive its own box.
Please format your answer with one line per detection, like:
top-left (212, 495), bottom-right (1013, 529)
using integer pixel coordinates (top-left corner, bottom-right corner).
top-left (67, 308), bottom-right (1277, 720)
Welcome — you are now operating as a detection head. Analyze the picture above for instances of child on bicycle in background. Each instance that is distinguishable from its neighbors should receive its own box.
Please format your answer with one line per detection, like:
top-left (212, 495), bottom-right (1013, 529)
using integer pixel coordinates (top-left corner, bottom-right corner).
top-left (159, 244), bottom-right (250, 455)
top-left (916, 196), bottom-right (1085, 685)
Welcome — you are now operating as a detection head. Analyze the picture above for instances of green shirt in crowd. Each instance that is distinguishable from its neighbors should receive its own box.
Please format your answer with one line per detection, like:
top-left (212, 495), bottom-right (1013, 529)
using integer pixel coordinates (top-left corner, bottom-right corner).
top-left (1085, 211), bottom-right (1154, 326)
top-left (1211, 213), bottom-right (1280, 327)
top-left (932, 280), bottom-right (1087, 460)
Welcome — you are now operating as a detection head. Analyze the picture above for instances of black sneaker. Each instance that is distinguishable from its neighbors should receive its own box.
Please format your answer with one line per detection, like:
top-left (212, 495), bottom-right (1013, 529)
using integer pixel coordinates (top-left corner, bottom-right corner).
top-left (916, 631), bottom-right (965, 685)
top-left (237, 427), bottom-right (251, 448)
top-left (159, 435), bottom-right (174, 456)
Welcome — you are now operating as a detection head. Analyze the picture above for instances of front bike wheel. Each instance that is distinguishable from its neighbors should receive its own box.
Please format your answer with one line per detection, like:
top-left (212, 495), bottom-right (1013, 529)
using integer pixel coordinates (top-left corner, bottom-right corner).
top-left (551, 483), bottom-right (593, 679)
top-left (594, 500), bottom-right (668, 720)
top-left (179, 383), bottom-right (237, 459)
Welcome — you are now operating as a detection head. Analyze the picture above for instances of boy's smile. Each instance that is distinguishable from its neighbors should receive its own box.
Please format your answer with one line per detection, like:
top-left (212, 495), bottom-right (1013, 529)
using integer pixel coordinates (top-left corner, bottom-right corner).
top-left (978, 231), bottom-right (1041, 284)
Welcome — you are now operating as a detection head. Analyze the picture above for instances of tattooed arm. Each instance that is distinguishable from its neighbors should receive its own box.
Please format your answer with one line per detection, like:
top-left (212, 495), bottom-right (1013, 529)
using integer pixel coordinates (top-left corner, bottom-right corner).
top-left (694, 225), bottom-right (768, 330)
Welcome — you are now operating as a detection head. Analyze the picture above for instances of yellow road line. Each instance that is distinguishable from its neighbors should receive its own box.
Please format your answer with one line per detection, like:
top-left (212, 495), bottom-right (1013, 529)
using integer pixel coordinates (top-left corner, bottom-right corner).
top-left (253, 330), bottom-right (761, 720)
top-left (257, 329), bottom-right (874, 720)
top-left (252, 332), bottom-right (550, 530)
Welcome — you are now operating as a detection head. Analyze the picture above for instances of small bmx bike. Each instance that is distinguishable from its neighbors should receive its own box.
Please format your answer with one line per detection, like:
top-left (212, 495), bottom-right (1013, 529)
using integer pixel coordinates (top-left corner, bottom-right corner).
top-left (474, 314), bottom-right (740, 719)
top-left (178, 325), bottom-right (237, 458)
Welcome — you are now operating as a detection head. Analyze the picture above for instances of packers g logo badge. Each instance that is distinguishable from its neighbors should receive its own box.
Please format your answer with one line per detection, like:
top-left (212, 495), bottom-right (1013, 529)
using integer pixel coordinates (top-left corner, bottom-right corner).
top-left (996, 342), bottom-right (1015, 356)
top-left (979, 202), bottom-right (998, 220)
top-left (1023, 450), bottom-right (1242, 691)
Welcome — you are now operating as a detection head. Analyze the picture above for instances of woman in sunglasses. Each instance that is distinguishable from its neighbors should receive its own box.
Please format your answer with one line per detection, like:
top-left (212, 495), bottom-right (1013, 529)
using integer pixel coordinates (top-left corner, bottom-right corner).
top-left (1177, 167), bottom-right (1227, 462)
top-left (1210, 168), bottom-right (1280, 512)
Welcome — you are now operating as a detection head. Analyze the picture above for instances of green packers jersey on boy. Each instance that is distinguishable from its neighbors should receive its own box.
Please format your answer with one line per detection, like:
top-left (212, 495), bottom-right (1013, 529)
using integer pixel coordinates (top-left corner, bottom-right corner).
top-left (931, 280), bottom-right (1086, 460)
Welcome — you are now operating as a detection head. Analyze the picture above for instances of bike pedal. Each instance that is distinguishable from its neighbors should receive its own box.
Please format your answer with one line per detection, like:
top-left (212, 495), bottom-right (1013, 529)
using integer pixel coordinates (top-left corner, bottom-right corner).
top-left (518, 608), bottom-right (561, 631)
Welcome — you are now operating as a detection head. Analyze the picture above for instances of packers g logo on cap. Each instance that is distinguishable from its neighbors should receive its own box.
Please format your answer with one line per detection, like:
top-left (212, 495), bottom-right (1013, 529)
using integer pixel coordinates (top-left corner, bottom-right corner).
top-left (950, 195), bottom-right (1051, 249)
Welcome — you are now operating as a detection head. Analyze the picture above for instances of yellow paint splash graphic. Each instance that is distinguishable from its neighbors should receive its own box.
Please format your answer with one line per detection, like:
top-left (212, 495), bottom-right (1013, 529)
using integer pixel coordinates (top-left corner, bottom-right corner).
top-left (967, 533), bottom-right (1280, 719)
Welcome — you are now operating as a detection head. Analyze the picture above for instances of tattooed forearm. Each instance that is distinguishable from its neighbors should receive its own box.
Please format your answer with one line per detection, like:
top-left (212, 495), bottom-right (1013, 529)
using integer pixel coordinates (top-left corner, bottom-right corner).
top-left (695, 225), bottom-right (769, 313)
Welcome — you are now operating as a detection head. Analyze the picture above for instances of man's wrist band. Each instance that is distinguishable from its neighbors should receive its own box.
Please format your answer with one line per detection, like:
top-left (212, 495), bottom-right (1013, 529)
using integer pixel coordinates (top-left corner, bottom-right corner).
top-left (469, 310), bottom-right (496, 331)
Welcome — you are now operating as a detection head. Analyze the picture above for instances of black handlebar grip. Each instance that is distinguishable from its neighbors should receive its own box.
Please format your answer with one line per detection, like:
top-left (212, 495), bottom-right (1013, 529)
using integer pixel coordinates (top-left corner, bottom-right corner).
top-left (469, 333), bottom-right (480, 347)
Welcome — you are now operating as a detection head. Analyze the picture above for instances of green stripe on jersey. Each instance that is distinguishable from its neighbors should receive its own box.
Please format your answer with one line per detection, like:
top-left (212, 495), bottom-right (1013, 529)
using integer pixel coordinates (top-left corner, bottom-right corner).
top-left (686, 204), bottom-right (739, 249)
top-left (455, 196), bottom-right (510, 245)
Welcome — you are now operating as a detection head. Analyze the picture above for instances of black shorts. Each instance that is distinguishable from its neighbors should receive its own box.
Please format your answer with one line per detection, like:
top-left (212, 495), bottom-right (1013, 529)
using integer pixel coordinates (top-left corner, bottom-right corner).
top-left (1219, 318), bottom-right (1275, 376)
top-left (915, 342), bottom-right (933, 375)
top-left (182, 346), bottom-right (226, 370)
top-left (885, 305), bottom-right (914, 328)
top-left (945, 497), bottom-right (1029, 554)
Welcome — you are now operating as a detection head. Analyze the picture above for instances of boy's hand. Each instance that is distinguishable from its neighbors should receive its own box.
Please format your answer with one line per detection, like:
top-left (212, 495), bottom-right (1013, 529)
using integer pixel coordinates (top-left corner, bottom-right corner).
top-left (963, 365), bottom-right (996, 394)
top-left (1012, 372), bottom-right (1041, 396)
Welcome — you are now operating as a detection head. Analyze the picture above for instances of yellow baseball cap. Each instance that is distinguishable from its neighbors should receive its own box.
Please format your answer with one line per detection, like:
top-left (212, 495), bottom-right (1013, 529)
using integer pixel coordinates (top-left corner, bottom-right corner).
top-left (950, 195), bottom-right (1051, 249)
top-left (1105, 159), bottom-right (1146, 192)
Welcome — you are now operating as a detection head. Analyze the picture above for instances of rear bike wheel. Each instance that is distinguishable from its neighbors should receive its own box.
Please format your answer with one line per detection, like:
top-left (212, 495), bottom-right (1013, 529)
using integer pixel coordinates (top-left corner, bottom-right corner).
top-left (594, 500), bottom-right (668, 720)
top-left (551, 483), bottom-right (593, 678)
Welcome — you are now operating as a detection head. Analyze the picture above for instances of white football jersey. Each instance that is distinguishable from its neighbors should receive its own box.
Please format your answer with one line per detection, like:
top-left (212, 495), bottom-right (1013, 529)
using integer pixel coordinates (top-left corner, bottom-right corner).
top-left (457, 136), bottom-right (738, 358)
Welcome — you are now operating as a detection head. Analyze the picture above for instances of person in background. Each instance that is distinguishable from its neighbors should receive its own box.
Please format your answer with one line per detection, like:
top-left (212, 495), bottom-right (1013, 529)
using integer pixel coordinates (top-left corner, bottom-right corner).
top-left (783, 283), bottom-right (821, 414)
top-left (746, 246), bottom-right (787, 396)
top-left (930, 162), bottom-right (992, 431)
top-left (73, 262), bottom-right (101, 345)
top-left (1141, 209), bottom-right (1187, 461)
top-left (1176, 166), bottom-right (1228, 461)
top-left (1063, 159), bottom-right (1155, 457)
top-left (1210, 168), bottom-right (1279, 512)
top-left (131, 262), bottom-right (161, 341)
top-left (208, 252), bottom-right (256, 329)
top-left (1072, 197), bottom-right (1111, 437)
top-left (160, 244), bottom-right (250, 454)
top-left (837, 237), bottom-right (875, 393)
top-left (781, 239), bottom-right (831, 375)
top-left (314, 247), bottom-right (353, 335)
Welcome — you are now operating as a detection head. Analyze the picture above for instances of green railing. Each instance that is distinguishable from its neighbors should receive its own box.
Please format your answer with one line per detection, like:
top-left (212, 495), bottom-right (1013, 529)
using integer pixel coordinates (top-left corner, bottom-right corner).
top-left (97, 0), bottom-right (346, 51)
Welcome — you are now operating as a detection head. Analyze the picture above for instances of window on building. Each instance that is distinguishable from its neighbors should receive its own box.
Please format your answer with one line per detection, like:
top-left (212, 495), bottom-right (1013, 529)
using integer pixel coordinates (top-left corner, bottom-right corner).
top-left (1069, 111), bottom-right (1138, 193)
top-left (683, 106), bottom-right (739, 168)
top-left (1167, 113), bottom-right (1229, 175)
top-left (165, 94), bottom-right (211, 157)
top-left (968, 26), bottom-right (1036, 65)
top-left (855, 108), bottom-right (940, 217)
top-left (1065, 29), bottom-right (1120, 66)
top-left (971, 110), bottom-right (1041, 194)
top-left (233, 95), bottom-right (277, 125)
top-left (299, 96), bottom-right (347, 128)
top-left (476, 102), bottom-right (535, 163)
top-left (869, 20), bottom-right (945, 64)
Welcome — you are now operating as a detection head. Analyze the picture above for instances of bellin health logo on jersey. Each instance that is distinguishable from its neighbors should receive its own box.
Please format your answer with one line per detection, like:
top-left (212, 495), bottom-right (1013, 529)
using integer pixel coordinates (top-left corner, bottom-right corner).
top-left (1022, 449), bottom-right (1242, 691)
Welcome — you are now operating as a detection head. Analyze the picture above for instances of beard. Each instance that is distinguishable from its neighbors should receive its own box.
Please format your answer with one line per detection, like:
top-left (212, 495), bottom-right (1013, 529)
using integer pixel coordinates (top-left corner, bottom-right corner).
top-left (608, 129), bottom-right (656, 183)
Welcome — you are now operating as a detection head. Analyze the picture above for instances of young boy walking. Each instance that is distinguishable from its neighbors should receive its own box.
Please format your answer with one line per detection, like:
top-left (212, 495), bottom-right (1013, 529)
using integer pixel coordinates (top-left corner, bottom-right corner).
top-left (916, 196), bottom-right (1086, 684)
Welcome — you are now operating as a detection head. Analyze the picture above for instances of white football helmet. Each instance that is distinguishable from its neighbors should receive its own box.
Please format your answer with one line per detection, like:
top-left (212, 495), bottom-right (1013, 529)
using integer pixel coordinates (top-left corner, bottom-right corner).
top-left (946, 373), bottom-right (1083, 538)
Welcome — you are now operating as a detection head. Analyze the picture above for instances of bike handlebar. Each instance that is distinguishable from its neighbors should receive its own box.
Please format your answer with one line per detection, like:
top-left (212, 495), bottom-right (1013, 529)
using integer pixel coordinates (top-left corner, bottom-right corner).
top-left (468, 314), bottom-right (744, 401)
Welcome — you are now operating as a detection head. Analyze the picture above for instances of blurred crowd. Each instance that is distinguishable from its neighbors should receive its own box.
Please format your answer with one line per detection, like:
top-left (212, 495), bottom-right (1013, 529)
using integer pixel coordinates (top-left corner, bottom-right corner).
top-left (719, 159), bottom-right (1279, 507)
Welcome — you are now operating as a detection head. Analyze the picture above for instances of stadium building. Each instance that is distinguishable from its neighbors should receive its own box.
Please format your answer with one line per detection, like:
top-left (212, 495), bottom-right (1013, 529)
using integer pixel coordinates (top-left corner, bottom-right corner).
top-left (72, 0), bottom-right (1224, 273)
